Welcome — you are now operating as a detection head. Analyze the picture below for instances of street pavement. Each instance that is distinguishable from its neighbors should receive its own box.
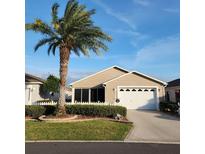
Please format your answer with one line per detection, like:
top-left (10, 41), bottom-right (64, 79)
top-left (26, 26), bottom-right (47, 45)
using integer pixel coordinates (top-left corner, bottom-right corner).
top-left (26, 142), bottom-right (180, 154)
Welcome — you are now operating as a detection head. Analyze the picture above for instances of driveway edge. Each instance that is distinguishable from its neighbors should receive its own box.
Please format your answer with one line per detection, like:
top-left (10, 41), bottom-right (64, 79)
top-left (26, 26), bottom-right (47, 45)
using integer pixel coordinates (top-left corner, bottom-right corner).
top-left (124, 124), bottom-right (135, 140)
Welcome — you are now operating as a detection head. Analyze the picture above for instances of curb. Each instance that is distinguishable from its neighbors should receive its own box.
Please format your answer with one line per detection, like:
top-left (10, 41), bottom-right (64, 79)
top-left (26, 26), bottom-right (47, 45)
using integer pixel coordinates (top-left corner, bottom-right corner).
top-left (25, 140), bottom-right (180, 144)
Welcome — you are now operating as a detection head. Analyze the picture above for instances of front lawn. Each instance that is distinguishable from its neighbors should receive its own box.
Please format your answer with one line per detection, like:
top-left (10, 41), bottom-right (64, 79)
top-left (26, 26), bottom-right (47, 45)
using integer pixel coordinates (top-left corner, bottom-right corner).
top-left (26, 120), bottom-right (132, 140)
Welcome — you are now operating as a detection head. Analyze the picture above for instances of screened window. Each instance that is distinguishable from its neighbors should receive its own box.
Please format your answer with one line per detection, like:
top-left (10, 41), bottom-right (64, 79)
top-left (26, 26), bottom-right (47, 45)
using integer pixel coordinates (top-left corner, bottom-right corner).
top-left (91, 88), bottom-right (105, 102)
top-left (98, 88), bottom-right (105, 102)
top-left (82, 89), bottom-right (89, 102)
top-left (74, 89), bottom-right (81, 102)
top-left (75, 89), bottom-right (89, 102)
top-left (91, 88), bottom-right (98, 102)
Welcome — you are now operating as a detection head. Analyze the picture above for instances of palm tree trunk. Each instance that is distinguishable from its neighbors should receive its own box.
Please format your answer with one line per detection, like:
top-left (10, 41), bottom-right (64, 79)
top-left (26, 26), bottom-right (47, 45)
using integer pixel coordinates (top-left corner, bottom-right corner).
top-left (57, 44), bottom-right (70, 115)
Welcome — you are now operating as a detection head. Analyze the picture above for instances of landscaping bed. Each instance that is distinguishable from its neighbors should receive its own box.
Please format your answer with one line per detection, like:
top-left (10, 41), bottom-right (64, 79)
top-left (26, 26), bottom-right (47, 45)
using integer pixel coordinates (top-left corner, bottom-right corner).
top-left (25, 120), bottom-right (132, 140)
top-left (25, 104), bottom-right (127, 119)
top-left (159, 101), bottom-right (180, 117)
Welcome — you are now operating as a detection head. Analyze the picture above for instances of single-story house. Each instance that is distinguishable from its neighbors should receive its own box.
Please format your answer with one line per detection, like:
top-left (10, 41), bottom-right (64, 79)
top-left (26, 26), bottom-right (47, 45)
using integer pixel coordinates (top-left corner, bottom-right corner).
top-left (25, 73), bottom-right (45, 105)
top-left (165, 78), bottom-right (180, 103)
top-left (25, 73), bottom-right (72, 105)
top-left (70, 66), bottom-right (167, 110)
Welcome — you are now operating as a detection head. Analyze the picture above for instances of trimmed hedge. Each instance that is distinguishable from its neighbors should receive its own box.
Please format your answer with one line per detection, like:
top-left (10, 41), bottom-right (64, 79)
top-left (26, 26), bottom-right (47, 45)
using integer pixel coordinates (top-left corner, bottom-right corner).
top-left (159, 102), bottom-right (179, 113)
top-left (25, 105), bottom-right (127, 118)
top-left (25, 105), bottom-right (46, 119)
top-left (66, 105), bottom-right (127, 117)
top-left (43, 105), bottom-right (57, 115)
top-left (26, 105), bottom-right (56, 116)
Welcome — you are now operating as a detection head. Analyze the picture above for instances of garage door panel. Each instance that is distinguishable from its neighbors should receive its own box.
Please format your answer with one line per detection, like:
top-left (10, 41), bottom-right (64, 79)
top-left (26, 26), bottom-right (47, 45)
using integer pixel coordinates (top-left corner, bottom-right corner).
top-left (118, 87), bottom-right (158, 110)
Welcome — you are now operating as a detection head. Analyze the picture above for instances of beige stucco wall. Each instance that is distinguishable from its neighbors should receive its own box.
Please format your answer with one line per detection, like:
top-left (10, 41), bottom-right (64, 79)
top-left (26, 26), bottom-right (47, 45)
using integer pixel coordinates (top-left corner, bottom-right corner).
top-left (25, 83), bottom-right (44, 105)
top-left (105, 73), bottom-right (166, 103)
top-left (72, 67), bottom-right (127, 88)
top-left (165, 86), bottom-right (180, 102)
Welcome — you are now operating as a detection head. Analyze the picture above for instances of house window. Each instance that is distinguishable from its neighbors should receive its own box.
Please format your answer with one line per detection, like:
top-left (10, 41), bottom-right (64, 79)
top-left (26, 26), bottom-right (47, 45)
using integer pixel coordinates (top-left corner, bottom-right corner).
top-left (91, 88), bottom-right (98, 102)
top-left (120, 89), bottom-right (124, 91)
top-left (138, 89), bottom-right (142, 91)
top-left (91, 88), bottom-right (105, 102)
top-left (82, 89), bottom-right (89, 102)
top-left (74, 89), bottom-right (81, 102)
top-left (150, 89), bottom-right (155, 92)
top-left (98, 88), bottom-right (105, 102)
top-left (132, 89), bottom-right (136, 91)
top-left (75, 89), bottom-right (89, 102)
top-left (175, 90), bottom-right (180, 102)
top-left (144, 89), bottom-right (148, 92)
top-left (126, 89), bottom-right (130, 91)
top-left (166, 91), bottom-right (170, 102)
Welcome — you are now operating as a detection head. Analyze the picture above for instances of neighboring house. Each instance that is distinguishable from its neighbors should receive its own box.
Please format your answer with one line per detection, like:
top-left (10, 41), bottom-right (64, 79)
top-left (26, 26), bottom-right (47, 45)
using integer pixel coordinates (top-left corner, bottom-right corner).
top-left (70, 66), bottom-right (167, 110)
top-left (25, 73), bottom-right (45, 105)
top-left (165, 79), bottom-right (180, 103)
top-left (25, 73), bottom-right (72, 105)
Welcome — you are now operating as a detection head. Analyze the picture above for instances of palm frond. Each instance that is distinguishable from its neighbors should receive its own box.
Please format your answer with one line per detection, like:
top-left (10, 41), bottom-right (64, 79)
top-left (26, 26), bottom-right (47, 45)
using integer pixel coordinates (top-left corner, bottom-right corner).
top-left (26, 20), bottom-right (57, 37)
top-left (34, 37), bottom-right (57, 52)
top-left (51, 3), bottom-right (59, 24)
top-left (47, 43), bottom-right (54, 55)
top-left (52, 42), bottom-right (59, 56)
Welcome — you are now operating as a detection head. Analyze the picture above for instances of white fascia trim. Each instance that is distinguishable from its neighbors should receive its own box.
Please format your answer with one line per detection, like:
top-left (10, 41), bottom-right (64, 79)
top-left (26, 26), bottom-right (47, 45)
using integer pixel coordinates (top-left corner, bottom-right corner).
top-left (132, 71), bottom-right (167, 86)
top-left (103, 72), bottom-right (132, 84)
top-left (25, 82), bottom-right (43, 84)
top-left (70, 65), bottom-right (129, 86)
top-left (104, 71), bottom-right (167, 86)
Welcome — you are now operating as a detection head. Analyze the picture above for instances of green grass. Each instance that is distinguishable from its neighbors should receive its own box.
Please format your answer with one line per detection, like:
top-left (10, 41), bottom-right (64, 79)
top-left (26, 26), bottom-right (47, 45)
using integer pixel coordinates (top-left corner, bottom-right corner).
top-left (26, 120), bottom-right (132, 140)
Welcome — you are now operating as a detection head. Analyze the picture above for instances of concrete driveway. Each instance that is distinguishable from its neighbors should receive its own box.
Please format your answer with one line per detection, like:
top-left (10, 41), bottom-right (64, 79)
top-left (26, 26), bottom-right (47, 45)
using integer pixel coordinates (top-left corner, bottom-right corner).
top-left (125, 110), bottom-right (180, 143)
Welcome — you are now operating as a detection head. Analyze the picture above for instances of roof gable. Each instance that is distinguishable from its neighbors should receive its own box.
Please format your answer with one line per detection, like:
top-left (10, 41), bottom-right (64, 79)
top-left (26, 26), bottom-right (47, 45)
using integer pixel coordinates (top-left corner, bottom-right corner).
top-left (25, 73), bottom-right (45, 83)
top-left (70, 65), bottom-right (129, 86)
top-left (167, 79), bottom-right (180, 87)
top-left (104, 71), bottom-right (167, 86)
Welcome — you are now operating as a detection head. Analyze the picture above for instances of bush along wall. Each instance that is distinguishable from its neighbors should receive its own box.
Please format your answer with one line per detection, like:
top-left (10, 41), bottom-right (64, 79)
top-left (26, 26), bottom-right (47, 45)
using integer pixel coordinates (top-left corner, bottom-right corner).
top-left (25, 105), bottom-right (46, 119)
top-left (66, 105), bottom-right (127, 117)
top-left (25, 105), bottom-right (127, 118)
top-left (159, 102), bottom-right (179, 113)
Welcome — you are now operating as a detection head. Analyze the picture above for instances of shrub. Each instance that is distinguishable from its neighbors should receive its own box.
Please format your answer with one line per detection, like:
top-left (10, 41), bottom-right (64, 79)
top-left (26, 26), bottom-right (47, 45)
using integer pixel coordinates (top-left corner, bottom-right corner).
top-left (25, 105), bottom-right (32, 116)
top-left (25, 105), bottom-right (46, 119)
top-left (66, 105), bottom-right (127, 117)
top-left (36, 99), bottom-right (52, 103)
top-left (43, 105), bottom-right (57, 115)
top-left (159, 102), bottom-right (179, 113)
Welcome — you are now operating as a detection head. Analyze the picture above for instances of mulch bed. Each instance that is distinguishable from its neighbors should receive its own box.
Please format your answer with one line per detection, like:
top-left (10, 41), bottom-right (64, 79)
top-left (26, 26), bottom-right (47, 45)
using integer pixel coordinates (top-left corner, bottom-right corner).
top-left (25, 114), bottom-right (131, 123)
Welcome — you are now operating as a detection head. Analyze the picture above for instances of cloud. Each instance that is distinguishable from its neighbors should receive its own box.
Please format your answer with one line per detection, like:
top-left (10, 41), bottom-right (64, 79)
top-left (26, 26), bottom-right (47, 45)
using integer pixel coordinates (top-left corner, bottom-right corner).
top-left (106, 28), bottom-right (141, 36)
top-left (92, 0), bottom-right (136, 29)
top-left (163, 8), bottom-right (179, 13)
top-left (68, 71), bottom-right (94, 83)
top-left (135, 34), bottom-right (179, 66)
top-left (133, 0), bottom-right (150, 7)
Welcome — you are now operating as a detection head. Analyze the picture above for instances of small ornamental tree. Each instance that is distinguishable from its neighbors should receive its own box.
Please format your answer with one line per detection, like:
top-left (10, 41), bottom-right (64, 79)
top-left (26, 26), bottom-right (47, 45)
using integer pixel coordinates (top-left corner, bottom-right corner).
top-left (41, 75), bottom-right (60, 95)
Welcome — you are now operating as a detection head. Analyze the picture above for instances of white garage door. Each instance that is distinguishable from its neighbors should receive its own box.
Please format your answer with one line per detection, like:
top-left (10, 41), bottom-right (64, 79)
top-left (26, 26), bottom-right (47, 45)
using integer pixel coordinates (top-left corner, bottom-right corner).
top-left (117, 87), bottom-right (158, 110)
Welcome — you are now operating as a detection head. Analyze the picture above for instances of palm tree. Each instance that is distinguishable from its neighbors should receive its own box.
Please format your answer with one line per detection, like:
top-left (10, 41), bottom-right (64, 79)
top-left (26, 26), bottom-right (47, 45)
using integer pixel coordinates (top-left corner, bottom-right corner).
top-left (26, 0), bottom-right (112, 115)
